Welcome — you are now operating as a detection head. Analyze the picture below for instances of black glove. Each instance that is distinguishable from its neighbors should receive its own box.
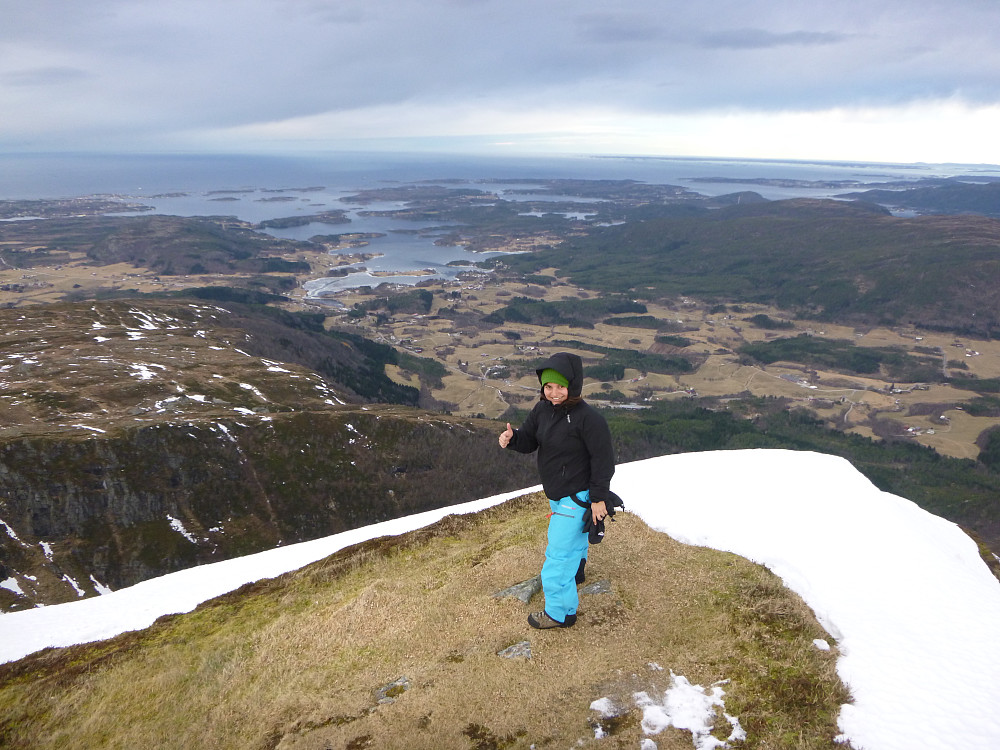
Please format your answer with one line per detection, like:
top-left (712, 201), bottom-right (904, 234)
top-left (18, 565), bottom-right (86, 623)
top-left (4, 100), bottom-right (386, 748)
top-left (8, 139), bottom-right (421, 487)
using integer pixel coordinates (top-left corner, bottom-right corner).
top-left (582, 514), bottom-right (606, 544)
top-left (580, 491), bottom-right (624, 544)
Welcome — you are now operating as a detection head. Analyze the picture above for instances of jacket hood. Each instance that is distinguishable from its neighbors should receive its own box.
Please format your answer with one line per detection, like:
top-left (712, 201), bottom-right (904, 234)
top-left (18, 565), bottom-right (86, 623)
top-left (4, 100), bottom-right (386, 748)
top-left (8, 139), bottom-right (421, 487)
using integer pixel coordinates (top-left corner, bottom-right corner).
top-left (536, 352), bottom-right (584, 398)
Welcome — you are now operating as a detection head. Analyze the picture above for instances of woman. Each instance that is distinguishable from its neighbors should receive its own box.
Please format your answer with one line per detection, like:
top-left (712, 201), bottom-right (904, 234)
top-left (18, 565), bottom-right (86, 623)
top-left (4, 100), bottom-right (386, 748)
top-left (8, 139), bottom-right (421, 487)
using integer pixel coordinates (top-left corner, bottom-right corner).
top-left (498, 352), bottom-right (615, 629)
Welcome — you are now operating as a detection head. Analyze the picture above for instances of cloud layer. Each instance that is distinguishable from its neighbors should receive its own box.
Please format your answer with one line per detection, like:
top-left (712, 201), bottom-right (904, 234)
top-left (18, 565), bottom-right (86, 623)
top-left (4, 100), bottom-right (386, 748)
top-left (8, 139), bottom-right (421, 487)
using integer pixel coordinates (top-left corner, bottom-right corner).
top-left (3, 0), bottom-right (1000, 162)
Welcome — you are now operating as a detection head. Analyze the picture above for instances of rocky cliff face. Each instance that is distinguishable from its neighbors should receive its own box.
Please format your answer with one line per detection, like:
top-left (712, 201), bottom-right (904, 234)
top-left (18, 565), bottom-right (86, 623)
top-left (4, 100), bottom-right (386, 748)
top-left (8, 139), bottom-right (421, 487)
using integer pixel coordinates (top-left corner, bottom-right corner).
top-left (0, 298), bottom-right (534, 611)
top-left (0, 408), bottom-right (533, 611)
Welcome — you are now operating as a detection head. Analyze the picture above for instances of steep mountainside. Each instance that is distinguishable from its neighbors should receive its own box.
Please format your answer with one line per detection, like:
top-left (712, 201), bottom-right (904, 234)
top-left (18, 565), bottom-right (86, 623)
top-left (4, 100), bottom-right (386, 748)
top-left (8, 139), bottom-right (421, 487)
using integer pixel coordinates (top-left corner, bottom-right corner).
top-left (0, 296), bottom-right (425, 440)
top-left (0, 299), bottom-right (535, 611)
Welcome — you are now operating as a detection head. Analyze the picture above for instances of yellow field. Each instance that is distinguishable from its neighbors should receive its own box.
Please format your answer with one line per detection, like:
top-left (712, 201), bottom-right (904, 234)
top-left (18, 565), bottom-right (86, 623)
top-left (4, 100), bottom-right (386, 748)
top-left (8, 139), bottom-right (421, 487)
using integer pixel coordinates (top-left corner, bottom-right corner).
top-left (6, 248), bottom-right (999, 460)
top-left (327, 275), bottom-right (1000, 459)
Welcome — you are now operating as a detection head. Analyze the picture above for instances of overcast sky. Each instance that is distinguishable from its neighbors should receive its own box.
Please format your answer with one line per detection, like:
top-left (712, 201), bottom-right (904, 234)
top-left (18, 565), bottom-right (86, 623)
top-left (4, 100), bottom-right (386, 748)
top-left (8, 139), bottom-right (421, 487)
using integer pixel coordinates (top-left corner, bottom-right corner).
top-left (3, 0), bottom-right (1000, 164)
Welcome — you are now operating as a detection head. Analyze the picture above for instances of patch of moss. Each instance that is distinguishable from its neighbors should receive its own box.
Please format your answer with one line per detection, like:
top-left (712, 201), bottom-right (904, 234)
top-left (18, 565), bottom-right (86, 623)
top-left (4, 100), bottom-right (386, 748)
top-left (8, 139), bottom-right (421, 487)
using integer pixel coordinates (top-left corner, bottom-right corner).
top-left (462, 723), bottom-right (525, 750)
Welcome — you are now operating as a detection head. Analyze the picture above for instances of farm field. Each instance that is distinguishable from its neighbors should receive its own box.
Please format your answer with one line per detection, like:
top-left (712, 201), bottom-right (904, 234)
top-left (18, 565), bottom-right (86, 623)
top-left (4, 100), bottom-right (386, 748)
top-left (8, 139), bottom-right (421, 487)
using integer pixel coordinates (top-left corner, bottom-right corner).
top-left (328, 272), bottom-right (1000, 460)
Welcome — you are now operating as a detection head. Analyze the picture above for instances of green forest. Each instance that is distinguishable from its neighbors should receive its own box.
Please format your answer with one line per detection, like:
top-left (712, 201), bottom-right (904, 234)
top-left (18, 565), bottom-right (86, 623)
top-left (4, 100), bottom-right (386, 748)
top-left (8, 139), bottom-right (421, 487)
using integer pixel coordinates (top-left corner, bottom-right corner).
top-left (490, 199), bottom-right (1000, 338)
top-left (738, 334), bottom-right (946, 381)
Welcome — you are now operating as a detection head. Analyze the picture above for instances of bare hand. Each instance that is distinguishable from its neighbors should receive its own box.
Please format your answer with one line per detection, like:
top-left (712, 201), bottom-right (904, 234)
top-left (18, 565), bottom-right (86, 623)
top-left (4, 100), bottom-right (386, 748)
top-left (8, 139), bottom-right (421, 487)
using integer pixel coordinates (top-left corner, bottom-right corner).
top-left (498, 422), bottom-right (514, 449)
top-left (591, 500), bottom-right (608, 524)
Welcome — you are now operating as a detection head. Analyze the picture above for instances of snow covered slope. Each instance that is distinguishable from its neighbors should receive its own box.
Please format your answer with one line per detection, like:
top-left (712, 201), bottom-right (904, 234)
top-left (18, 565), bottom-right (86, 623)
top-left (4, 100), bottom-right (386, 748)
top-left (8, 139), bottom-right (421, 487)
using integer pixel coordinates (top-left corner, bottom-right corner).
top-left (2, 449), bottom-right (999, 750)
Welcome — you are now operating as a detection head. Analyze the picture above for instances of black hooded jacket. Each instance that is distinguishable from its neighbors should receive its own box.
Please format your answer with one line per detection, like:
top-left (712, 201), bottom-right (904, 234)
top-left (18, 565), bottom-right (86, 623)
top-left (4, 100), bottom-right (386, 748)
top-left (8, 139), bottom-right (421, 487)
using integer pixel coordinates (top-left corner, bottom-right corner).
top-left (506, 352), bottom-right (615, 504)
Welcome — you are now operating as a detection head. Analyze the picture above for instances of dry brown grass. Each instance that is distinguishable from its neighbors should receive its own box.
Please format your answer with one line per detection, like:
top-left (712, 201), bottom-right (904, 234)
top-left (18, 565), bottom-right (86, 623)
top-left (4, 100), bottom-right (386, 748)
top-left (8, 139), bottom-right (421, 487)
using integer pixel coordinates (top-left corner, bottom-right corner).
top-left (0, 492), bottom-right (848, 749)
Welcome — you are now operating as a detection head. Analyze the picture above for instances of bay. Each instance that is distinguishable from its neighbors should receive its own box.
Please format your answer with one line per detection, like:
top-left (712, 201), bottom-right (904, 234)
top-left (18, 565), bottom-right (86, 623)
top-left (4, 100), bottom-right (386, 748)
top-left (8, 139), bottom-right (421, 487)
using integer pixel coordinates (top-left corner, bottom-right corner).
top-left (3, 151), bottom-right (998, 295)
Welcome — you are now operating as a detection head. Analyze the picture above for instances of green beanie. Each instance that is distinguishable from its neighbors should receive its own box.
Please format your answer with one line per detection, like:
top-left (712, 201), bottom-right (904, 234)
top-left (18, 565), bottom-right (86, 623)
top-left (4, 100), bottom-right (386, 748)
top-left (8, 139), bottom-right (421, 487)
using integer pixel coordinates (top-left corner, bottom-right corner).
top-left (539, 368), bottom-right (569, 388)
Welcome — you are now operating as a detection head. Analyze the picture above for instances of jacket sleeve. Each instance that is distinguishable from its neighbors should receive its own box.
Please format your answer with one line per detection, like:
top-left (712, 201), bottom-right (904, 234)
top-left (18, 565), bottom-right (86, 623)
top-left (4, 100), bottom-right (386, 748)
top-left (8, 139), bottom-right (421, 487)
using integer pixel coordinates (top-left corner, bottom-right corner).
top-left (507, 404), bottom-right (540, 454)
top-left (583, 410), bottom-right (615, 504)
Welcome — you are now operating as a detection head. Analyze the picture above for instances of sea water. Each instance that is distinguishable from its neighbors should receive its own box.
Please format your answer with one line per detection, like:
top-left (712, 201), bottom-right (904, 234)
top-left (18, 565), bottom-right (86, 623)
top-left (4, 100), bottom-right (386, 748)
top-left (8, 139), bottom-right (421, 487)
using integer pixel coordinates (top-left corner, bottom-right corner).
top-left (2, 151), bottom-right (998, 294)
top-left (7, 151), bottom-right (997, 203)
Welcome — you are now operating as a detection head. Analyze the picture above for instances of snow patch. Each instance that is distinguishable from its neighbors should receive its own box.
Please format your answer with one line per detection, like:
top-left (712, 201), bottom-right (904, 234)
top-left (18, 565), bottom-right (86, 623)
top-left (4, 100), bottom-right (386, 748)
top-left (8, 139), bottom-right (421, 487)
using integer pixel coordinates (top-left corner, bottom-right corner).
top-left (129, 362), bottom-right (166, 380)
top-left (590, 697), bottom-right (615, 715)
top-left (90, 576), bottom-right (114, 595)
top-left (239, 382), bottom-right (267, 401)
top-left (615, 450), bottom-right (1000, 750)
top-left (314, 382), bottom-right (345, 404)
top-left (167, 515), bottom-right (199, 544)
top-left (632, 673), bottom-right (745, 749)
top-left (261, 359), bottom-right (291, 373)
top-left (62, 575), bottom-right (86, 598)
top-left (128, 307), bottom-right (180, 331)
top-left (212, 423), bottom-right (237, 442)
top-left (1, 577), bottom-right (25, 597)
top-left (1, 519), bottom-right (25, 545)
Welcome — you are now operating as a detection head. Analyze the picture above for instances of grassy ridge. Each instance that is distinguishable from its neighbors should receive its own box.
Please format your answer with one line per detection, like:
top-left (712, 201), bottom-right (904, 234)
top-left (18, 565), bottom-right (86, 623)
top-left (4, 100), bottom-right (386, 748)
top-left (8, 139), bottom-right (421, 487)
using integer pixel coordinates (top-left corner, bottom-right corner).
top-left (0, 493), bottom-right (848, 749)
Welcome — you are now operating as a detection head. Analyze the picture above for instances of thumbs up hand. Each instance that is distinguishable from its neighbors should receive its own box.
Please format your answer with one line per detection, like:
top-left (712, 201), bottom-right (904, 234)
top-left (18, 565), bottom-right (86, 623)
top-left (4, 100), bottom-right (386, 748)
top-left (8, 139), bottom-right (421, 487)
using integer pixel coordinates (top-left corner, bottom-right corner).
top-left (498, 422), bottom-right (514, 449)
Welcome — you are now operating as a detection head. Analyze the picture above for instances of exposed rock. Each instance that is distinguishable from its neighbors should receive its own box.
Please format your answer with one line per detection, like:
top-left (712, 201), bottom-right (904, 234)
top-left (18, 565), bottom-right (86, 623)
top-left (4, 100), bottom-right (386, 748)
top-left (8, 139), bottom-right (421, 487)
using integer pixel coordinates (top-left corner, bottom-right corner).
top-left (375, 676), bottom-right (411, 704)
top-left (492, 575), bottom-right (541, 604)
top-left (497, 641), bottom-right (532, 660)
top-left (582, 579), bottom-right (613, 596)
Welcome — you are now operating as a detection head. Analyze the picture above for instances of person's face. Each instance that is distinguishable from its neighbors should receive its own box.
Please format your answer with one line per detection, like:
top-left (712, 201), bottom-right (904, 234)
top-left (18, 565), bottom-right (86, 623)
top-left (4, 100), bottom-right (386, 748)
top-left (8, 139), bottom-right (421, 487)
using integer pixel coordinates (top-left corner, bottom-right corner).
top-left (543, 382), bottom-right (569, 405)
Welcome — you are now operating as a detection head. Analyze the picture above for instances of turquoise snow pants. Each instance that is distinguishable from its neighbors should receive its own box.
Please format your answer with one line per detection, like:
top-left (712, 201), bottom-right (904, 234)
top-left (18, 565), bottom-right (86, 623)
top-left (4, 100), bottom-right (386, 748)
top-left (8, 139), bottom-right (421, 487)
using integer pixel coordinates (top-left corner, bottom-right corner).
top-left (541, 490), bottom-right (590, 623)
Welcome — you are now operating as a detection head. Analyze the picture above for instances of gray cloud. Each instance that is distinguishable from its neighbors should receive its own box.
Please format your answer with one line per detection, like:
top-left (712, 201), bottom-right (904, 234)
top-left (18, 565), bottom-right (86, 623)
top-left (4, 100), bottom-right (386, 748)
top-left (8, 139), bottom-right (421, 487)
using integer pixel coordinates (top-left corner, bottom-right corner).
top-left (1, 0), bottom-right (999, 156)
top-left (574, 12), bottom-right (668, 44)
top-left (700, 29), bottom-right (851, 50)
top-left (2, 66), bottom-right (92, 87)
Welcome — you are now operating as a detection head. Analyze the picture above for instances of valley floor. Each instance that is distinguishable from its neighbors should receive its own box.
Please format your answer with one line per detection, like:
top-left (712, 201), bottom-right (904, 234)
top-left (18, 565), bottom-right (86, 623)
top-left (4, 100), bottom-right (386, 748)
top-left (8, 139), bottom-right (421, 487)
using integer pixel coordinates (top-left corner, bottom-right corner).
top-left (319, 271), bottom-right (1000, 460)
